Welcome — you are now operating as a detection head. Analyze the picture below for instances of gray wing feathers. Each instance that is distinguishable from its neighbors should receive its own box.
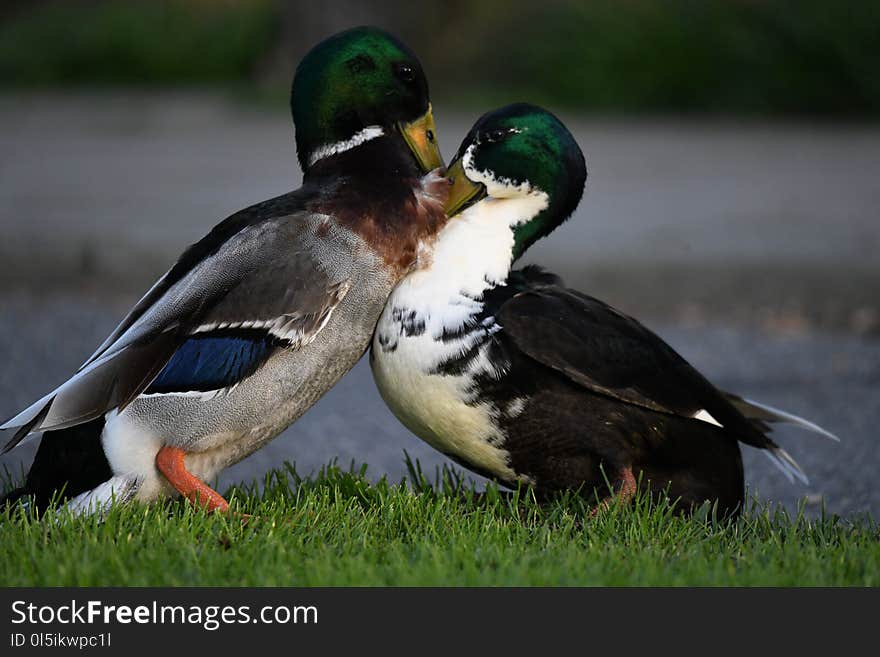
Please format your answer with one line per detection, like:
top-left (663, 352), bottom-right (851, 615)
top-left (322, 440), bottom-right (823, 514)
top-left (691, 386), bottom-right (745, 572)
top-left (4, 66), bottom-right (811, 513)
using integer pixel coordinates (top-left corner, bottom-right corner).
top-left (79, 268), bottom-right (173, 371)
top-left (2, 330), bottom-right (181, 451)
top-left (2, 213), bottom-right (353, 451)
top-left (196, 223), bottom-right (353, 345)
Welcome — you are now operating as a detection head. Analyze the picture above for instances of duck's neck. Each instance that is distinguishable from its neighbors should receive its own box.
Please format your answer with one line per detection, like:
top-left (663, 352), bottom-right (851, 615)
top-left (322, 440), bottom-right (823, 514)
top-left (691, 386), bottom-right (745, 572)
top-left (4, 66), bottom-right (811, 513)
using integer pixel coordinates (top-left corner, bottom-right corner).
top-left (303, 131), bottom-right (420, 183)
top-left (392, 191), bottom-right (549, 330)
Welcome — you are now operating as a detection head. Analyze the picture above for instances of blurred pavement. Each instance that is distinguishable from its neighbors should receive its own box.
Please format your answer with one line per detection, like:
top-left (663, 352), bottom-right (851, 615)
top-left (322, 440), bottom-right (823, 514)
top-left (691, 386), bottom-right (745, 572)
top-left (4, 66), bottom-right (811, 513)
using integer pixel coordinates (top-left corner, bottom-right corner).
top-left (1, 92), bottom-right (878, 331)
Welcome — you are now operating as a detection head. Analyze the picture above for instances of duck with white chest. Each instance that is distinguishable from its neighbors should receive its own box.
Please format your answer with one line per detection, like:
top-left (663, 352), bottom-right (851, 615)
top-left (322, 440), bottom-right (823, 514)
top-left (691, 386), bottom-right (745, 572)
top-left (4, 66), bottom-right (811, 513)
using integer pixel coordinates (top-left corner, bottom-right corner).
top-left (371, 103), bottom-right (837, 517)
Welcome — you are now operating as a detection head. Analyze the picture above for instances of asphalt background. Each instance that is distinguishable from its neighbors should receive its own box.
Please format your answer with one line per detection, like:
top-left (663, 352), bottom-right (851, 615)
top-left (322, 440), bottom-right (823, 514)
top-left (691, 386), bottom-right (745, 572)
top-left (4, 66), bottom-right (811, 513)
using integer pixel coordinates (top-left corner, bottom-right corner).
top-left (1, 93), bottom-right (877, 517)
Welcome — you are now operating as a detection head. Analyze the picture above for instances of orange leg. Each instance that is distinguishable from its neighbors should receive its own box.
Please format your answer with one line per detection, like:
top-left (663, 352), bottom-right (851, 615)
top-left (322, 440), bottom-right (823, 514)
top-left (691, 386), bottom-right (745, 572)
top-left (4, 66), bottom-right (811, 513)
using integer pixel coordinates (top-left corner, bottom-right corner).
top-left (156, 446), bottom-right (230, 513)
top-left (590, 466), bottom-right (637, 518)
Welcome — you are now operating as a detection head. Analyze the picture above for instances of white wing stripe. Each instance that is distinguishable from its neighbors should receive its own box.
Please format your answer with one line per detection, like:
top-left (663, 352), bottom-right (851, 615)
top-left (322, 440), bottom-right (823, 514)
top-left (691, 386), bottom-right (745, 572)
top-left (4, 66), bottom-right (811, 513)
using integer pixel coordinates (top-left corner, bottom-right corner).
top-left (692, 409), bottom-right (723, 428)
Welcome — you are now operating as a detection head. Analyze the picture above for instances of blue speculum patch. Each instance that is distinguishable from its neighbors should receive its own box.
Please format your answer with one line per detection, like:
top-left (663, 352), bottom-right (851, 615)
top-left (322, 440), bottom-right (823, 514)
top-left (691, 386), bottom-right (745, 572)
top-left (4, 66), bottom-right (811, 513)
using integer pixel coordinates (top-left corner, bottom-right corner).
top-left (146, 330), bottom-right (285, 394)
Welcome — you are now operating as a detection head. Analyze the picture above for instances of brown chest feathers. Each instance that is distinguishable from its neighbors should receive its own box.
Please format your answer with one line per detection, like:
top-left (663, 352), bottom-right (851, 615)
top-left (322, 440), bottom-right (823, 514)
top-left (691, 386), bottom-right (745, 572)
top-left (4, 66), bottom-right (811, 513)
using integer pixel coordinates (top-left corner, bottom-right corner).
top-left (310, 169), bottom-right (451, 281)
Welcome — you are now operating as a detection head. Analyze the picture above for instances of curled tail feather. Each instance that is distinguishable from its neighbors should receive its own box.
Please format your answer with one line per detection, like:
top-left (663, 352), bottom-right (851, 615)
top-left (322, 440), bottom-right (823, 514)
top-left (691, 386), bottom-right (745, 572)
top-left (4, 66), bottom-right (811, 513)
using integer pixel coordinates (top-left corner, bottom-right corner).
top-left (723, 391), bottom-right (839, 486)
top-left (724, 392), bottom-right (839, 442)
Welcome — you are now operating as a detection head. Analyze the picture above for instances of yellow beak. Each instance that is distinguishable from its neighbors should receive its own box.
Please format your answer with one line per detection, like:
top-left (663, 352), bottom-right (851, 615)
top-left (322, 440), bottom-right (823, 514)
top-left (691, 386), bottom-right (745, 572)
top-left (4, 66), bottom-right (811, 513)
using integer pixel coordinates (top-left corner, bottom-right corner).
top-left (444, 158), bottom-right (487, 217)
top-left (399, 104), bottom-right (443, 173)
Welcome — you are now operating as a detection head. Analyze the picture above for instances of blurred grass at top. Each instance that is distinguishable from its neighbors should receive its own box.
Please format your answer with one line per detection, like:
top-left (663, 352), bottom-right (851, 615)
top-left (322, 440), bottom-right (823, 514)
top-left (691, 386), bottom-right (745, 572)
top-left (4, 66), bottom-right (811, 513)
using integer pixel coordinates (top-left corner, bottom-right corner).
top-left (0, 0), bottom-right (878, 117)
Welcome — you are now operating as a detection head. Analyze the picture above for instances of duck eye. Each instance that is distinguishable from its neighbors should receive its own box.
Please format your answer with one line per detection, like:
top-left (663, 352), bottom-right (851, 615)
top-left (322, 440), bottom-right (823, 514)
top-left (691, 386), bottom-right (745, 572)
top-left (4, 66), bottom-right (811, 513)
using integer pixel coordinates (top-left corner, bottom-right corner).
top-left (395, 63), bottom-right (416, 83)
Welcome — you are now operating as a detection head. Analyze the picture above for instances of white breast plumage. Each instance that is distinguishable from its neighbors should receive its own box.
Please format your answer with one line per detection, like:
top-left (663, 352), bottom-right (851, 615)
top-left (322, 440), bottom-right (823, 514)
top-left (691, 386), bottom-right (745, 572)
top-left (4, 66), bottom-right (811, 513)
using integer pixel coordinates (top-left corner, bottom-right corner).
top-left (371, 309), bottom-right (518, 482)
top-left (370, 196), bottom-right (547, 485)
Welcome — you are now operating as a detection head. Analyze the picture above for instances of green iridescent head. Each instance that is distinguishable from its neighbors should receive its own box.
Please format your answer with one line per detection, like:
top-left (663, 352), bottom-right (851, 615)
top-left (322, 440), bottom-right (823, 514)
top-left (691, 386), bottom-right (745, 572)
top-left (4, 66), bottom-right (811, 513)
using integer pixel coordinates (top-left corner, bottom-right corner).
top-left (291, 26), bottom-right (441, 174)
top-left (445, 103), bottom-right (587, 260)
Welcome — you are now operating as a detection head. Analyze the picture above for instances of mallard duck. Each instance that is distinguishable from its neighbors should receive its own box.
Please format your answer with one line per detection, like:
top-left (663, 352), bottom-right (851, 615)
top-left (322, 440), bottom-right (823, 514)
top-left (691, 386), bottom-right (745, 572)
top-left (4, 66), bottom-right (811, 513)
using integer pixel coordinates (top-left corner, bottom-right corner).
top-left (1, 26), bottom-right (448, 515)
top-left (370, 103), bottom-right (837, 517)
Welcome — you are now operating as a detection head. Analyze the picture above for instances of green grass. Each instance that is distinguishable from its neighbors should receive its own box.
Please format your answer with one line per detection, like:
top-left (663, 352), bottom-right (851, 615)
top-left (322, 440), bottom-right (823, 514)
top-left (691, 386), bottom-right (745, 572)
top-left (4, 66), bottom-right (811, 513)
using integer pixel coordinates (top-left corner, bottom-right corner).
top-left (2, 460), bottom-right (878, 586)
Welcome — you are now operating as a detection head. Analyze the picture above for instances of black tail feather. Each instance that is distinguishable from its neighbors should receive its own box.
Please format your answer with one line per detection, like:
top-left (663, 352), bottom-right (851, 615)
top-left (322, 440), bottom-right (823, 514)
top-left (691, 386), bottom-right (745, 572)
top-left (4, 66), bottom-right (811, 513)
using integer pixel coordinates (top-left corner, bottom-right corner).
top-left (2, 417), bottom-right (111, 512)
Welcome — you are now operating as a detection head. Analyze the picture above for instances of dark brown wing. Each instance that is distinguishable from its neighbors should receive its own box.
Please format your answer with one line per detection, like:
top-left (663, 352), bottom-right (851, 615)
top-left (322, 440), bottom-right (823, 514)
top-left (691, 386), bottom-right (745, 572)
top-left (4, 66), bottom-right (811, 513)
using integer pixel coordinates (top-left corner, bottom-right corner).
top-left (497, 282), bottom-right (771, 449)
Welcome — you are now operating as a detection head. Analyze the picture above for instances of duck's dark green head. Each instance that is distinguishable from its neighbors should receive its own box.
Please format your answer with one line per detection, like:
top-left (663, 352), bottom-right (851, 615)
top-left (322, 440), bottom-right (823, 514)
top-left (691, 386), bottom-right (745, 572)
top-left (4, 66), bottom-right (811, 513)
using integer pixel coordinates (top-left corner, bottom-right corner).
top-left (445, 103), bottom-right (586, 260)
top-left (291, 26), bottom-right (442, 174)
